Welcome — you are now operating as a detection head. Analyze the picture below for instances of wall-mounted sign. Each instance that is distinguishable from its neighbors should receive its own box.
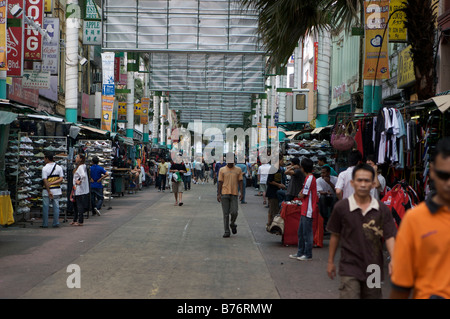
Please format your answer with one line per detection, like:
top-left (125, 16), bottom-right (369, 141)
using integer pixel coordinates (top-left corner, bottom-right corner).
top-left (83, 20), bottom-right (101, 45)
top-left (22, 70), bottom-right (51, 89)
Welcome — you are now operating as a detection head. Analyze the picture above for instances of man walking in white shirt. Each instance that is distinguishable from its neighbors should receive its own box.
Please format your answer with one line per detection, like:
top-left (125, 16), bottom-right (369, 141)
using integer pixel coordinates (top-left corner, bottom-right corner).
top-left (335, 150), bottom-right (362, 200)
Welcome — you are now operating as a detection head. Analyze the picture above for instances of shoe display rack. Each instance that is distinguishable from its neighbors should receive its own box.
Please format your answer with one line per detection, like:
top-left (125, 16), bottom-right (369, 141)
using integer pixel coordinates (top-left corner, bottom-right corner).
top-left (285, 139), bottom-right (336, 175)
top-left (77, 139), bottom-right (113, 211)
top-left (4, 133), bottom-right (68, 225)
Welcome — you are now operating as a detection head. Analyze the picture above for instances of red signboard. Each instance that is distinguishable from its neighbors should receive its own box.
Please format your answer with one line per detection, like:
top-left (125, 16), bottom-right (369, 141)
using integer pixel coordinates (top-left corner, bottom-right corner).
top-left (24, 0), bottom-right (44, 61)
top-left (7, 0), bottom-right (25, 76)
top-left (8, 77), bottom-right (39, 107)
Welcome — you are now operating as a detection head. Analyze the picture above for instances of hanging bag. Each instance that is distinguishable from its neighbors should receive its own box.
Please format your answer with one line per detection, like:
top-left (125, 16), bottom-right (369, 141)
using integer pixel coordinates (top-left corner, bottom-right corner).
top-left (332, 121), bottom-right (356, 151)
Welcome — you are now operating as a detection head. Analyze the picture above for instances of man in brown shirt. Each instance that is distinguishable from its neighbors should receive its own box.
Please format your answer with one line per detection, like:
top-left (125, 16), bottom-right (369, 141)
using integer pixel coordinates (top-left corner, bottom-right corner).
top-left (327, 163), bottom-right (396, 299)
top-left (217, 159), bottom-right (243, 238)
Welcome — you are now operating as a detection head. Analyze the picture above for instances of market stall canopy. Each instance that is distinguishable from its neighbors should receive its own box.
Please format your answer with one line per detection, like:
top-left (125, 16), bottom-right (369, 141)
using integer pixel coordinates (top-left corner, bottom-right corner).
top-left (26, 114), bottom-right (64, 122)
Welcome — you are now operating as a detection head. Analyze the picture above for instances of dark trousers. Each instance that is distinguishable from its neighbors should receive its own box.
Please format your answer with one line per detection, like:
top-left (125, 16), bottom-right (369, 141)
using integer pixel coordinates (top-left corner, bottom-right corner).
top-left (297, 216), bottom-right (313, 258)
top-left (183, 175), bottom-right (191, 190)
top-left (158, 174), bottom-right (167, 190)
top-left (74, 193), bottom-right (89, 224)
top-left (319, 195), bottom-right (337, 230)
top-left (90, 187), bottom-right (104, 211)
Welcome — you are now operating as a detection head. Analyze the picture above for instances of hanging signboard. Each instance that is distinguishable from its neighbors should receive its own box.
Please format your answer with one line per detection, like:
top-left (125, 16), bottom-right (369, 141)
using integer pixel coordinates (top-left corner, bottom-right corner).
top-left (0, 1), bottom-right (7, 71)
top-left (101, 52), bottom-right (115, 95)
top-left (7, 0), bottom-right (25, 76)
top-left (85, 0), bottom-right (100, 20)
top-left (101, 95), bottom-right (114, 131)
top-left (363, 0), bottom-right (390, 80)
top-left (24, 0), bottom-right (44, 61)
top-left (42, 17), bottom-right (59, 75)
top-left (388, 0), bottom-right (407, 42)
top-left (397, 45), bottom-right (415, 88)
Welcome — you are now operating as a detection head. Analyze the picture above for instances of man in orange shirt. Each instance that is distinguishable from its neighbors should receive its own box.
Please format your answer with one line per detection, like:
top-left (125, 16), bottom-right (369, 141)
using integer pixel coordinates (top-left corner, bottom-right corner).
top-left (217, 155), bottom-right (244, 238)
top-left (390, 137), bottom-right (450, 299)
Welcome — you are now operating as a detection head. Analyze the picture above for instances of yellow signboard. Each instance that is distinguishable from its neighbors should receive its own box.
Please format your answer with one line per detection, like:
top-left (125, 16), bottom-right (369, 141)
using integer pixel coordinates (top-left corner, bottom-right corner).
top-left (45, 0), bottom-right (53, 13)
top-left (389, 0), bottom-right (407, 42)
top-left (101, 96), bottom-right (115, 131)
top-left (397, 45), bottom-right (415, 89)
top-left (0, 2), bottom-right (7, 71)
top-left (141, 98), bottom-right (150, 125)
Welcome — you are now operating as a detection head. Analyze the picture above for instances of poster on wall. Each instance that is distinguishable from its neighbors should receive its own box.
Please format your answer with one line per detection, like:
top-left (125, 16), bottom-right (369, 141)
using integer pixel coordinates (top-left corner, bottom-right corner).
top-left (101, 95), bottom-right (114, 131)
top-left (363, 0), bottom-right (390, 80)
top-left (24, 0), bottom-right (44, 61)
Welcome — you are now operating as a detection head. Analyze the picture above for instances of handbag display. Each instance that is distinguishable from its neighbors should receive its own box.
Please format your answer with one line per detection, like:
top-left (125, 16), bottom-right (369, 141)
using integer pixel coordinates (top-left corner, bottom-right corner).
top-left (331, 121), bottom-right (356, 151)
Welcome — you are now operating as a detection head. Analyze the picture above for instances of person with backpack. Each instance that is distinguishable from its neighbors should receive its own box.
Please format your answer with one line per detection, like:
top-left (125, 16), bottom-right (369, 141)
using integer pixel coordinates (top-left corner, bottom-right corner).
top-left (41, 153), bottom-right (64, 228)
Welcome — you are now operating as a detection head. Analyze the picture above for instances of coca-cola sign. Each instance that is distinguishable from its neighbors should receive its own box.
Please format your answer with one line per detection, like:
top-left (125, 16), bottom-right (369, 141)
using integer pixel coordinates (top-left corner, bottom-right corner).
top-left (7, 0), bottom-right (24, 76)
top-left (24, 0), bottom-right (44, 61)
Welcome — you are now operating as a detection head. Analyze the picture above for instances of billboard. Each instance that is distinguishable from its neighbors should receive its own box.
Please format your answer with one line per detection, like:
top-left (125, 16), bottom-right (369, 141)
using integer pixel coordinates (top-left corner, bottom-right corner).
top-left (24, 0), bottom-right (44, 61)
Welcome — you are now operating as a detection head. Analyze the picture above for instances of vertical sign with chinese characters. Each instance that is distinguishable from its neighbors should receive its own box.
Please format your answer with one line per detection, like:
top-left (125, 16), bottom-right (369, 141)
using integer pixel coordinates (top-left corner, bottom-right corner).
top-left (363, 0), bottom-right (390, 80)
top-left (24, 0), bottom-right (44, 61)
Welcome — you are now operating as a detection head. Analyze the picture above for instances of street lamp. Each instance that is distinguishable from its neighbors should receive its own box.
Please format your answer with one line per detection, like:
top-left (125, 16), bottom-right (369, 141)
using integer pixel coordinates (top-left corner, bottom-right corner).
top-left (9, 4), bottom-right (52, 43)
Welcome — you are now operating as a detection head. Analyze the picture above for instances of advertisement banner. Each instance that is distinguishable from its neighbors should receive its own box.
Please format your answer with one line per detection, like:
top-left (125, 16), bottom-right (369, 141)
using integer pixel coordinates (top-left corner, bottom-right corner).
top-left (42, 17), bottom-right (59, 75)
top-left (0, 1), bottom-right (7, 71)
top-left (363, 0), bottom-right (390, 80)
top-left (101, 95), bottom-right (114, 131)
top-left (388, 0), bottom-right (407, 42)
top-left (101, 52), bottom-right (115, 95)
top-left (141, 98), bottom-right (150, 125)
top-left (7, 0), bottom-right (25, 76)
top-left (24, 0), bottom-right (44, 61)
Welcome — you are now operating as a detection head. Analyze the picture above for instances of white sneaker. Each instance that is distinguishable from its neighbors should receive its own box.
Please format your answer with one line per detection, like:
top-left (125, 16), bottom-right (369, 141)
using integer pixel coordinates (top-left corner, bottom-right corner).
top-left (297, 255), bottom-right (312, 261)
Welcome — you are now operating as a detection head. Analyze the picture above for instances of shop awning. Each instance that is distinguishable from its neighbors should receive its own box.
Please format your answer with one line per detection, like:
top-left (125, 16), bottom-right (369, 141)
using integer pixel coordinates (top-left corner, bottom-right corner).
top-left (0, 111), bottom-right (18, 125)
top-left (26, 114), bottom-right (64, 122)
top-left (77, 124), bottom-right (110, 137)
top-left (311, 125), bottom-right (333, 134)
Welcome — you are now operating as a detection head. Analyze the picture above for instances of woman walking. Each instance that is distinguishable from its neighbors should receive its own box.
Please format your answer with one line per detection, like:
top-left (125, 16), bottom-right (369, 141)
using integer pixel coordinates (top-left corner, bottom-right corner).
top-left (71, 153), bottom-right (90, 226)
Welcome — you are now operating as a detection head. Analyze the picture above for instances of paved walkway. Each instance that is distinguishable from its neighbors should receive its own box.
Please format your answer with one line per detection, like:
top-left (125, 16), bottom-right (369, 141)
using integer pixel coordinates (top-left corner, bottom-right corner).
top-left (1, 183), bottom-right (279, 299)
